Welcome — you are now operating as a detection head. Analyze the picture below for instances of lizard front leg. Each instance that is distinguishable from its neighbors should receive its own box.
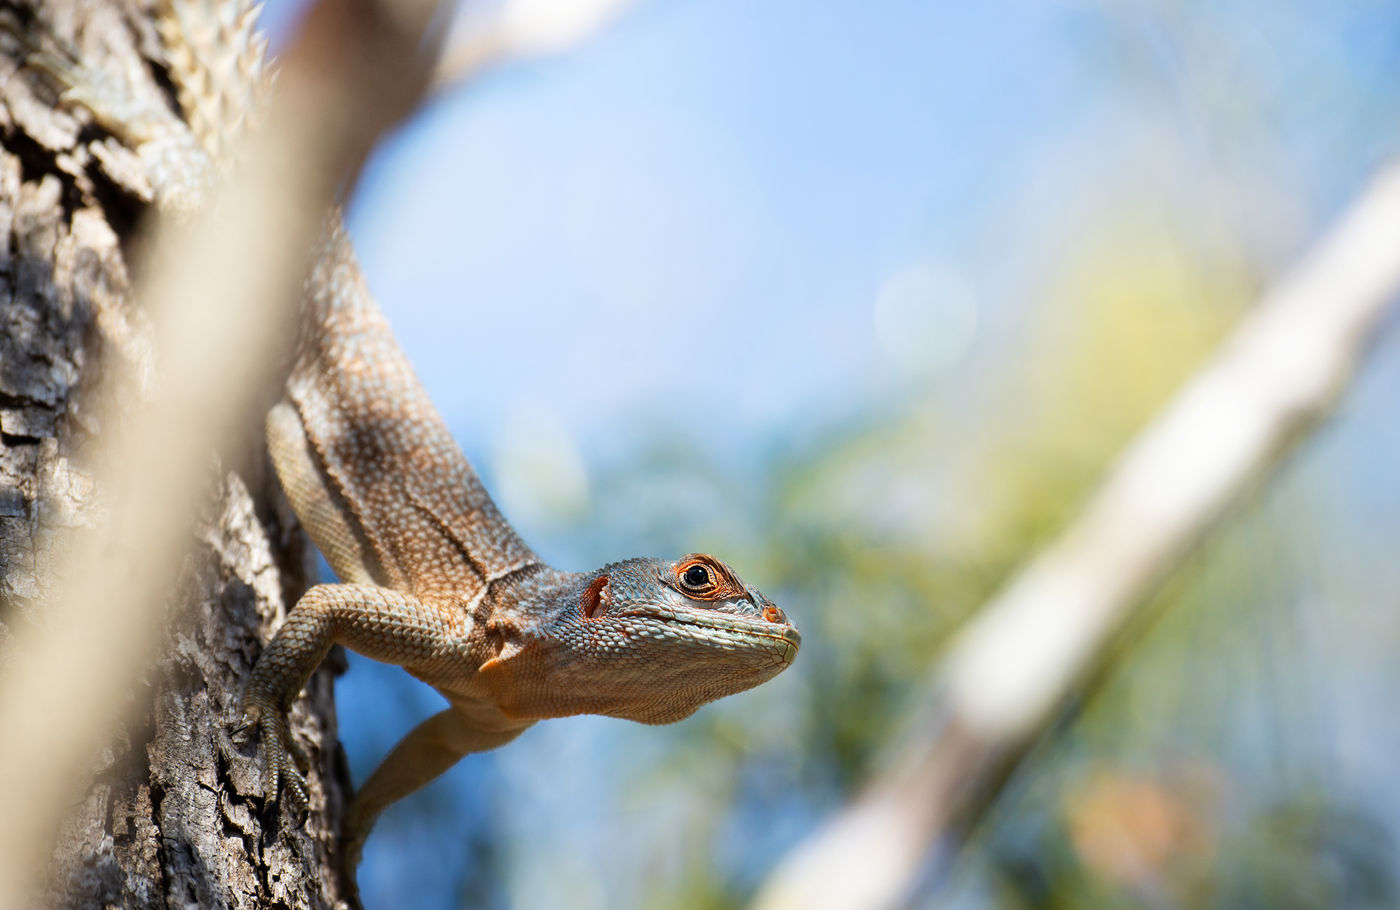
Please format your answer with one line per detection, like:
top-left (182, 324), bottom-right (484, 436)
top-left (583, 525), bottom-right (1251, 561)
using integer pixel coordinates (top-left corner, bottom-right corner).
top-left (344, 709), bottom-right (525, 867)
top-left (239, 583), bottom-right (469, 805)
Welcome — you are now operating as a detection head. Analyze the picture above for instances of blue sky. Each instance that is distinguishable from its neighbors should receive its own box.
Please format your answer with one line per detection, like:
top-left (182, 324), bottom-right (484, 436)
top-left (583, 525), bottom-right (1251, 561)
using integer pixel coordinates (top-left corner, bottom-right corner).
top-left (343, 0), bottom-right (1089, 458)
top-left (332, 0), bottom-right (1400, 536)
top-left (264, 0), bottom-right (1400, 463)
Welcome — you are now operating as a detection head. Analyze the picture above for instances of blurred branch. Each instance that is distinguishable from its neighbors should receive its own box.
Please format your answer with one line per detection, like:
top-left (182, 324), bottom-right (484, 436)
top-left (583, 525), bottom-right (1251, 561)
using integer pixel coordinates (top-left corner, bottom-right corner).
top-left (430, 0), bottom-right (643, 91)
top-left (753, 162), bottom-right (1400, 910)
top-left (0, 0), bottom-right (450, 904)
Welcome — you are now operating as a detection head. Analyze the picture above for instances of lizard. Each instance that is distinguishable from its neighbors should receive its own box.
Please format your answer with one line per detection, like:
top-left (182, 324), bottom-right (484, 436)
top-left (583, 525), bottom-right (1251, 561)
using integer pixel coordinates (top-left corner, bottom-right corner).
top-left (17, 0), bottom-right (801, 865)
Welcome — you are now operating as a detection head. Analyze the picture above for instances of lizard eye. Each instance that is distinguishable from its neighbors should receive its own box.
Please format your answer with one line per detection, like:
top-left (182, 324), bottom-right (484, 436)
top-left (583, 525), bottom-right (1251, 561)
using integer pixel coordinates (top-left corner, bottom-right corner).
top-left (678, 561), bottom-right (716, 594)
top-left (674, 554), bottom-right (744, 600)
top-left (683, 565), bottom-right (711, 588)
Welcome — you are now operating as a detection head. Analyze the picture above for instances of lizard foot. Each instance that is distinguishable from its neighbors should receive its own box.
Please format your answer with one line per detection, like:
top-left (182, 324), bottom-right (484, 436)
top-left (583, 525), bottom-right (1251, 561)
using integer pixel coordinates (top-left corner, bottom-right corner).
top-left (236, 697), bottom-right (310, 809)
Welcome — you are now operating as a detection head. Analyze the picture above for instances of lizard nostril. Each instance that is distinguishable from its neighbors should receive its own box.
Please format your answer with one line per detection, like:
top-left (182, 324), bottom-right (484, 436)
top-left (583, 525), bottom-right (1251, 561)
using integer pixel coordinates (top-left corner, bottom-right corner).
top-left (762, 605), bottom-right (785, 624)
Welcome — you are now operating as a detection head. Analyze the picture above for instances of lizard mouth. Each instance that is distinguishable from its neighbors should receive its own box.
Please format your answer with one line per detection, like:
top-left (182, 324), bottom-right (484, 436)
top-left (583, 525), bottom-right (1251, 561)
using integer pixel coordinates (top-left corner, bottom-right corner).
top-left (621, 605), bottom-right (802, 661)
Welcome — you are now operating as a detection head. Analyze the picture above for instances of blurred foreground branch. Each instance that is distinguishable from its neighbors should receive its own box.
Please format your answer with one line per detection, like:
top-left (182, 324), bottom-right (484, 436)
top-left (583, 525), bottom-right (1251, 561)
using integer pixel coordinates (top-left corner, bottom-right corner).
top-left (754, 163), bottom-right (1400, 910)
top-left (430, 0), bottom-right (642, 91)
top-left (0, 0), bottom-right (449, 905)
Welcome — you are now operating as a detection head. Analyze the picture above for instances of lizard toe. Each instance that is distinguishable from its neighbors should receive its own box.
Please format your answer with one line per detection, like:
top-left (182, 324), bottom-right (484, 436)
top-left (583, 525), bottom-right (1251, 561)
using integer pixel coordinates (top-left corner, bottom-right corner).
top-left (277, 752), bottom-right (310, 809)
top-left (239, 695), bottom-right (309, 807)
top-left (231, 700), bottom-right (261, 739)
top-left (287, 734), bottom-right (311, 774)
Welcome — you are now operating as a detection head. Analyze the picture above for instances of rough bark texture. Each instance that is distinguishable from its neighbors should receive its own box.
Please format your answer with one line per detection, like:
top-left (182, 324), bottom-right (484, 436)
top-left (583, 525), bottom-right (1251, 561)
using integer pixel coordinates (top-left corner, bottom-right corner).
top-left (0, 1), bottom-right (355, 906)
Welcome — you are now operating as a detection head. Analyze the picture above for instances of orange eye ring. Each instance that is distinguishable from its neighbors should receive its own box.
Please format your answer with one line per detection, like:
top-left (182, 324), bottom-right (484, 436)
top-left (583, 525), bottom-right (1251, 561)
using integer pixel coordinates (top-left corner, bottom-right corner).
top-left (677, 559), bottom-right (717, 595)
top-left (681, 563), bottom-right (712, 590)
top-left (674, 555), bottom-right (746, 600)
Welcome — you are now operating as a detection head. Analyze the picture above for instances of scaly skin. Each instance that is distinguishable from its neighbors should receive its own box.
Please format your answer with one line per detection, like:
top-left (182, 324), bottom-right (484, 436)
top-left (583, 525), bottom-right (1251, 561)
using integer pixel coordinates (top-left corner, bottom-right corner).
top-left (24, 0), bottom-right (800, 865)
top-left (253, 220), bottom-right (799, 859)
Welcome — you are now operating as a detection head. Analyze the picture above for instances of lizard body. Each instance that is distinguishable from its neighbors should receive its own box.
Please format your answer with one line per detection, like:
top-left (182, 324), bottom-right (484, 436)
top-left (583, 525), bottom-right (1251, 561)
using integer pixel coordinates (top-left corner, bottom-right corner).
top-left (24, 0), bottom-right (800, 862)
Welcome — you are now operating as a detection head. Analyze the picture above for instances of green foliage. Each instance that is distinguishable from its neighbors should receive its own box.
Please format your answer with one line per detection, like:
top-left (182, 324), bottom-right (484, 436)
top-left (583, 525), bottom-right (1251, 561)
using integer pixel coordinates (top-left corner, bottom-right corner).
top-left (571, 215), bottom-right (1399, 909)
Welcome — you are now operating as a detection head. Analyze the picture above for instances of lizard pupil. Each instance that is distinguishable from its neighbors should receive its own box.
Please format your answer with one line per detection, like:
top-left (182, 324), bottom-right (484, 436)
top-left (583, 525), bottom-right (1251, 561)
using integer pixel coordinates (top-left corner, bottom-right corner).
top-left (684, 565), bottom-right (710, 588)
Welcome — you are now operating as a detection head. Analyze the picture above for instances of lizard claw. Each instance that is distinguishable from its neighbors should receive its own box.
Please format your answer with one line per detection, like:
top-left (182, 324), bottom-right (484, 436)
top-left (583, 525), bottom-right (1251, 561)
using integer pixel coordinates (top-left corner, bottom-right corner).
top-left (238, 697), bottom-right (310, 808)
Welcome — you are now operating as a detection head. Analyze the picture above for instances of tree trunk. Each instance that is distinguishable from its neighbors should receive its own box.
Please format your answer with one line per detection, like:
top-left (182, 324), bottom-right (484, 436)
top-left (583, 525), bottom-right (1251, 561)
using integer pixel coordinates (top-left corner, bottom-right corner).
top-left (0, 1), bottom-right (355, 906)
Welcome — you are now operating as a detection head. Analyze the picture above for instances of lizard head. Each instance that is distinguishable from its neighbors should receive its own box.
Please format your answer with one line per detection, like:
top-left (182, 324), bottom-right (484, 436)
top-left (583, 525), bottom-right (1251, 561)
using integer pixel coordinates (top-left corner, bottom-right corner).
top-left (482, 554), bottom-right (800, 725)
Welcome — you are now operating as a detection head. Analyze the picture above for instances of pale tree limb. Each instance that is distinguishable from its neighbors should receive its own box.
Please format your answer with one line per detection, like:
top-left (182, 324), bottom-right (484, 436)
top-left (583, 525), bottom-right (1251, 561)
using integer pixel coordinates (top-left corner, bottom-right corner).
top-left (430, 0), bottom-right (644, 92)
top-left (752, 161), bottom-right (1400, 910)
top-left (0, 0), bottom-right (453, 904)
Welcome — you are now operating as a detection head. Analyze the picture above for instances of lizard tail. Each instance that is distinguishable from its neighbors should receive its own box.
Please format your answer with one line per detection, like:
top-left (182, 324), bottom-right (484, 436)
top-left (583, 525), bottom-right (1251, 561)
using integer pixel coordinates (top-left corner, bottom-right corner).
top-left (153, 0), bottom-right (270, 159)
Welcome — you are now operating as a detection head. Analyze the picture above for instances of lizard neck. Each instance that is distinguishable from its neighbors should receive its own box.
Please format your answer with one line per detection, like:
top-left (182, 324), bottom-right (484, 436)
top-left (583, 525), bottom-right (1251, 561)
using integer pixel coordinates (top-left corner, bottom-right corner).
top-left (476, 564), bottom-right (589, 656)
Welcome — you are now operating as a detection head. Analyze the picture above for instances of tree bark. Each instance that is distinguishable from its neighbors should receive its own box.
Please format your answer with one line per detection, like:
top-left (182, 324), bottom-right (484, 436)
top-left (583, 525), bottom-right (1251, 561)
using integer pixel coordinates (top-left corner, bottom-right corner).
top-left (0, 1), bottom-right (354, 906)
